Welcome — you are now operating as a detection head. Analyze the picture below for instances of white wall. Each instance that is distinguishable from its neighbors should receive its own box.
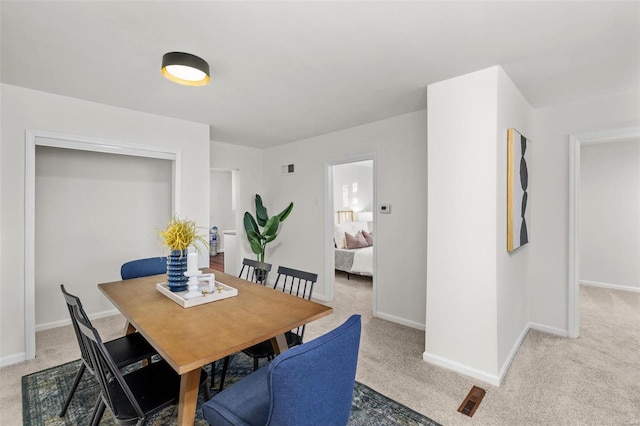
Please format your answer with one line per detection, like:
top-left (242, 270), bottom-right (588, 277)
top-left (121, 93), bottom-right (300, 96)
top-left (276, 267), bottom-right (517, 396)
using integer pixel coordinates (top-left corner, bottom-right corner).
top-left (262, 111), bottom-right (427, 328)
top-left (426, 67), bottom-right (500, 378)
top-left (35, 147), bottom-right (172, 329)
top-left (495, 69), bottom-right (533, 370)
top-left (333, 161), bottom-right (374, 217)
top-left (580, 140), bottom-right (640, 290)
top-left (530, 89), bottom-right (640, 332)
top-left (425, 66), bottom-right (533, 384)
top-left (210, 141), bottom-right (264, 273)
top-left (0, 84), bottom-right (210, 365)
top-left (210, 170), bottom-right (235, 252)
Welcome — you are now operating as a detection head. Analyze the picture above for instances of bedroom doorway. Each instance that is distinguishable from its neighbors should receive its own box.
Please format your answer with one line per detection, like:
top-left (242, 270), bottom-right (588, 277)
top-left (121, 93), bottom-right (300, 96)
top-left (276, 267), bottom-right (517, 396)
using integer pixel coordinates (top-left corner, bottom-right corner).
top-left (325, 154), bottom-right (376, 317)
top-left (568, 127), bottom-right (640, 338)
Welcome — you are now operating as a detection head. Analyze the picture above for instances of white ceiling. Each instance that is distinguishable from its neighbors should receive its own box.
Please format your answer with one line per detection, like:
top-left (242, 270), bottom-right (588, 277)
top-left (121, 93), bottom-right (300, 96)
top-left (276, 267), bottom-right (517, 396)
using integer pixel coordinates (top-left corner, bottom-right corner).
top-left (2, 1), bottom-right (638, 148)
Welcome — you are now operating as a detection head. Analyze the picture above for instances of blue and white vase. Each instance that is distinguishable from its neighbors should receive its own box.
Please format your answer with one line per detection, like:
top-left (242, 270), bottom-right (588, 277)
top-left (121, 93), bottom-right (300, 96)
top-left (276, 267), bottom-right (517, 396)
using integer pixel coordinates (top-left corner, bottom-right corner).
top-left (166, 250), bottom-right (188, 292)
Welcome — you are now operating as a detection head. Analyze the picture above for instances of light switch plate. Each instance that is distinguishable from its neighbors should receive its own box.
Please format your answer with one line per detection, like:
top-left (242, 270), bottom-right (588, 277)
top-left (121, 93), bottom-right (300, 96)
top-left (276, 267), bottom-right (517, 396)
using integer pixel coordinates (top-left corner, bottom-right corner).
top-left (379, 204), bottom-right (391, 214)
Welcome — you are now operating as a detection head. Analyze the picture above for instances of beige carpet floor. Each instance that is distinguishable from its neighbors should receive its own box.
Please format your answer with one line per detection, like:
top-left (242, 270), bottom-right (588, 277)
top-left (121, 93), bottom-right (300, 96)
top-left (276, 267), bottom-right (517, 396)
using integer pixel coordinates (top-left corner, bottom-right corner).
top-left (1, 275), bottom-right (638, 425)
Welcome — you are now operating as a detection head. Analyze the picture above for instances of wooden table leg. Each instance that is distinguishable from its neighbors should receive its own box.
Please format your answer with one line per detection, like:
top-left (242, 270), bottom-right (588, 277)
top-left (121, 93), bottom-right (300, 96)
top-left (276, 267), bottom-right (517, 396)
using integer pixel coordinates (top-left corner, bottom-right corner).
top-left (270, 333), bottom-right (289, 355)
top-left (123, 320), bottom-right (136, 335)
top-left (177, 369), bottom-right (201, 426)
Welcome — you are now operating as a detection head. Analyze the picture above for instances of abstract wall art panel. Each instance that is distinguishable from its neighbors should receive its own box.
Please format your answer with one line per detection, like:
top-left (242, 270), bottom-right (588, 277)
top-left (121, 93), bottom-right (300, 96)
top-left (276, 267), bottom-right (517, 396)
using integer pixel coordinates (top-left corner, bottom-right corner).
top-left (507, 128), bottom-right (531, 252)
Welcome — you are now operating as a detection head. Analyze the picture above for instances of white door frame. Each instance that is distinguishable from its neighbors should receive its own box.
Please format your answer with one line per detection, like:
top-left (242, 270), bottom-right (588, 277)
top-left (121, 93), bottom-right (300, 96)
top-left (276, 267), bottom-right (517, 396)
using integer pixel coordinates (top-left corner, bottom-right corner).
top-left (25, 129), bottom-right (180, 360)
top-left (324, 153), bottom-right (377, 315)
top-left (568, 126), bottom-right (640, 338)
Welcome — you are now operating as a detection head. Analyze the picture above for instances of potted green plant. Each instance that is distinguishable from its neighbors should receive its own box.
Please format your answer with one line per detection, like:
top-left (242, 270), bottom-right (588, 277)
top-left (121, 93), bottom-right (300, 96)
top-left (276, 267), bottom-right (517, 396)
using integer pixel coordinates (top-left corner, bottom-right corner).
top-left (159, 216), bottom-right (208, 292)
top-left (244, 194), bottom-right (293, 263)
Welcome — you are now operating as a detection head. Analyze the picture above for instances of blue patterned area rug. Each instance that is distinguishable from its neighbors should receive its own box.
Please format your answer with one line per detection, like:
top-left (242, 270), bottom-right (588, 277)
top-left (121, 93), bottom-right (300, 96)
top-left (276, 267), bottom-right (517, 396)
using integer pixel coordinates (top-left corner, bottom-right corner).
top-left (22, 354), bottom-right (441, 425)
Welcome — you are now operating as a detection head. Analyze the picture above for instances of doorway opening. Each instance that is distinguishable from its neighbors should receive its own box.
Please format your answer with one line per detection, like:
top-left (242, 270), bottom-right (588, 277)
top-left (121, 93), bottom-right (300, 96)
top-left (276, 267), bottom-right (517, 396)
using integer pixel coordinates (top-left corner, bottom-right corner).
top-left (325, 154), bottom-right (377, 317)
top-left (209, 168), bottom-right (239, 275)
top-left (25, 130), bottom-right (179, 360)
top-left (568, 127), bottom-right (640, 338)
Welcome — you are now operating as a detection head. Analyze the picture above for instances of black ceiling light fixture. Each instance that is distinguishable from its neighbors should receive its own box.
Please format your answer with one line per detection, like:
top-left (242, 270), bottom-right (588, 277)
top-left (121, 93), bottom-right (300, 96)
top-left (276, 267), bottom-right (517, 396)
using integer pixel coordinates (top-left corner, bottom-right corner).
top-left (161, 52), bottom-right (210, 86)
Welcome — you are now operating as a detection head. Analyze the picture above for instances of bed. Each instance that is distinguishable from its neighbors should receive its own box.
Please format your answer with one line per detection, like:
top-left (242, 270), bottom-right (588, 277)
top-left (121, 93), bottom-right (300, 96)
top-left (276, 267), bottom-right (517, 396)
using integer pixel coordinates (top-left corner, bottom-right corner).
top-left (334, 220), bottom-right (373, 277)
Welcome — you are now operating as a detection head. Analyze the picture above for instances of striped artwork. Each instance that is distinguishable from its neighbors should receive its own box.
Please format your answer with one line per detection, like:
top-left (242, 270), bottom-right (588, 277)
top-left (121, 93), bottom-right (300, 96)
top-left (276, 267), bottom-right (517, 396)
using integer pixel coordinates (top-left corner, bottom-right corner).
top-left (507, 128), bottom-right (531, 252)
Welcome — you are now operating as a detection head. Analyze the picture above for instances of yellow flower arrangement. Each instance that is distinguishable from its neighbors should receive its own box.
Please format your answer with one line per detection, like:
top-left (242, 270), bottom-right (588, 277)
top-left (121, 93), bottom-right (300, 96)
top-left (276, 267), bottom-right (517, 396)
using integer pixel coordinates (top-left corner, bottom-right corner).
top-left (159, 216), bottom-right (208, 253)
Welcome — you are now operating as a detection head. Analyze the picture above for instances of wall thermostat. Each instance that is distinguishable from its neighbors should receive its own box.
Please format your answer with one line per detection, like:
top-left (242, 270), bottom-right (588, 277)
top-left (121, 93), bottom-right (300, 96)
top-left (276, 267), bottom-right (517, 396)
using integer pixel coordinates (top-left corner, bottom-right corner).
top-left (379, 204), bottom-right (391, 214)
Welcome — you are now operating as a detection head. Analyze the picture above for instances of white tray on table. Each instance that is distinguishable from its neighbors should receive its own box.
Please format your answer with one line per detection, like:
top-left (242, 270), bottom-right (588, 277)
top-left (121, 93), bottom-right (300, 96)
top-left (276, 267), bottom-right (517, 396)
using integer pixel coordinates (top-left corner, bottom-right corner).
top-left (156, 281), bottom-right (238, 308)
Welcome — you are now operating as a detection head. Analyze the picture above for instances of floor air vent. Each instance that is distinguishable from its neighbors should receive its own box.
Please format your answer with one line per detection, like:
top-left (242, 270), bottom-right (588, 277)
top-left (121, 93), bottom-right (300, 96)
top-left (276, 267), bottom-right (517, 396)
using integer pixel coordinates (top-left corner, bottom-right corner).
top-left (458, 385), bottom-right (486, 417)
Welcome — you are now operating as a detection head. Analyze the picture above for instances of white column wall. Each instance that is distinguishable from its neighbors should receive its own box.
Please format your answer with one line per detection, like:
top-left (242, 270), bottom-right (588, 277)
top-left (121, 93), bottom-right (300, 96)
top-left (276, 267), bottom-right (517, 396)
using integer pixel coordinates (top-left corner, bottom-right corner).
top-left (0, 84), bottom-right (210, 365)
top-left (425, 67), bottom-right (500, 378)
top-left (495, 68), bottom-right (533, 369)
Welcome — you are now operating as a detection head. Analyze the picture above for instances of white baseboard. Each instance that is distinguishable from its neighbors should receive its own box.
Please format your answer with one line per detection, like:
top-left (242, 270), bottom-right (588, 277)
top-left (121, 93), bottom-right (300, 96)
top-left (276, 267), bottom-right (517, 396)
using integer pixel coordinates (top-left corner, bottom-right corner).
top-left (528, 321), bottom-right (568, 337)
top-left (423, 322), bottom-right (571, 387)
top-left (497, 324), bottom-right (530, 383)
top-left (1, 310), bottom-right (119, 367)
top-left (309, 296), bottom-right (425, 331)
top-left (0, 352), bottom-right (26, 368)
top-left (35, 308), bottom-right (120, 332)
top-left (310, 291), bottom-right (328, 302)
top-left (422, 351), bottom-right (500, 387)
top-left (580, 280), bottom-right (640, 293)
top-left (374, 311), bottom-right (425, 331)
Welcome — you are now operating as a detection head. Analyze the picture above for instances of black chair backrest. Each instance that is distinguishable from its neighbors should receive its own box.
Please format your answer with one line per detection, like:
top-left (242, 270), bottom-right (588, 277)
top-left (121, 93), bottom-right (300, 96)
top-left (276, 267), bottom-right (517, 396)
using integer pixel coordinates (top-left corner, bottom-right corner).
top-left (239, 258), bottom-right (272, 285)
top-left (274, 266), bottom-right (318, 342)
top-left (60, 284), bottom-right (95, 374)
top-left (73, 308), bottom-right (146, 421)
top-left (274, 266), bottom-right (317, 300)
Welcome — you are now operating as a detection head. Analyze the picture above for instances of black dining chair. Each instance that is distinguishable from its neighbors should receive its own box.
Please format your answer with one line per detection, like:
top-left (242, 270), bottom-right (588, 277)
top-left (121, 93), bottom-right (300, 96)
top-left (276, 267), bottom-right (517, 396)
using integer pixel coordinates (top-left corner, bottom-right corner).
top-left (72, 305), bottom-right (208, 426)
top-left (238, 258), bottom-right (272, 285)
top-left (241, 266), bottom-right (318, 365)
top-left (58, 284), bottom-right (158, 418)
top-left (120, 256), bottom-right (167, 280)
top-left (210, 258), bottom-right (272, 392)
top-left (213, 266), bottom-right (318, 392)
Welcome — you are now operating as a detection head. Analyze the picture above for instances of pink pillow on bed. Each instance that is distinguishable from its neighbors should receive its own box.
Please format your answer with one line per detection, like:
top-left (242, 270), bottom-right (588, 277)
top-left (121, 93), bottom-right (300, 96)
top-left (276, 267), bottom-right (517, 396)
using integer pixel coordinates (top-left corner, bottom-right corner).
top-left (345, 231), bottom-right (368, 249)
top-left (362, 230), bottom-right (373, 246)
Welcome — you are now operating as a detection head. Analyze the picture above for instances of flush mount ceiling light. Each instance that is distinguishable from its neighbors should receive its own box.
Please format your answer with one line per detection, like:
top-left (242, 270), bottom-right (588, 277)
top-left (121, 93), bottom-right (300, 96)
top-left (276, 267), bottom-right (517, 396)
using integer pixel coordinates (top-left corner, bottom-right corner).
top-left (161, 52), bottom-right (210, 86)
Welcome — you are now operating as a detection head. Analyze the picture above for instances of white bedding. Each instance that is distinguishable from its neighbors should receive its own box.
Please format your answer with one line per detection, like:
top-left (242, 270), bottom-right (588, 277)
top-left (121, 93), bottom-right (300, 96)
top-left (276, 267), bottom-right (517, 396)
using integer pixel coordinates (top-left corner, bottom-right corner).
top-left (334, 221), bottom-right (373, 276)
top-left (335, 246), bottom-right (373, 276)
top-left (350, 246), bottom-right (373, 276)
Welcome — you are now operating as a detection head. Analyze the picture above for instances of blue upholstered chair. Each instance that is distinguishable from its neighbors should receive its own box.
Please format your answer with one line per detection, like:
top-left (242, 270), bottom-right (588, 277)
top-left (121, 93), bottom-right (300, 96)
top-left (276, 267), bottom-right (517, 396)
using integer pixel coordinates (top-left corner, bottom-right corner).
top-left (202, 314), bottom-right (361, 426)
top-left (120, 256), bottom-right (167, 280)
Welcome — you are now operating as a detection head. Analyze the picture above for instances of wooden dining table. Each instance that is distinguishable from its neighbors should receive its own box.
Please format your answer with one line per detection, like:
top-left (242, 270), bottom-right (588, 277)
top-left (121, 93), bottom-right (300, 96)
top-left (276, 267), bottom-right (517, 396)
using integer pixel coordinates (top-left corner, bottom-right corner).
top-left (98, 268), bottom-right (333, 426)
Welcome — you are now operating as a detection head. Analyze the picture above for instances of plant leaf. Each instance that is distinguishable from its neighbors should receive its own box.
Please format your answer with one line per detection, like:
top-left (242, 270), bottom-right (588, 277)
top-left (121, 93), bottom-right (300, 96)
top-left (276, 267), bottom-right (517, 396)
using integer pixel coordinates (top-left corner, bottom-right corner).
top-left (244, 212), bottom-right (259, 235)
top-left (265, 234), bottom-right (278, 243)
top-left (255, 194), bottom-right (269, 227)
top-left (247, 230), bottom-right (264, 242)
top-left (277, 202), bottom-right (294, 222)
top-left (249, 239), bottom-right (263, 255)
top-left (263, 216), bottom-right (280, 237)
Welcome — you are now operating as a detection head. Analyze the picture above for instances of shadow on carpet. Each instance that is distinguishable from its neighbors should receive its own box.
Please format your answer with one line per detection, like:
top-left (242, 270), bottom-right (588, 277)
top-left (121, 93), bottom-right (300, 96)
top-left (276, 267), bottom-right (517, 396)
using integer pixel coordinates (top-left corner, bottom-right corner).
top-left (23, 353), bottom-right (441, 425)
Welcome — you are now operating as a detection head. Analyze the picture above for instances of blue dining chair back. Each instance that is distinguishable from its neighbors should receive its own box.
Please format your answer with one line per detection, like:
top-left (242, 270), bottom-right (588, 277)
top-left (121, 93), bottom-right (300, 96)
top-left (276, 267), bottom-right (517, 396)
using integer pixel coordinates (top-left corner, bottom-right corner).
top-left (120, 256), bottom-right (167, 280)
top-left (202, 314), bottom-right (362, 426)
